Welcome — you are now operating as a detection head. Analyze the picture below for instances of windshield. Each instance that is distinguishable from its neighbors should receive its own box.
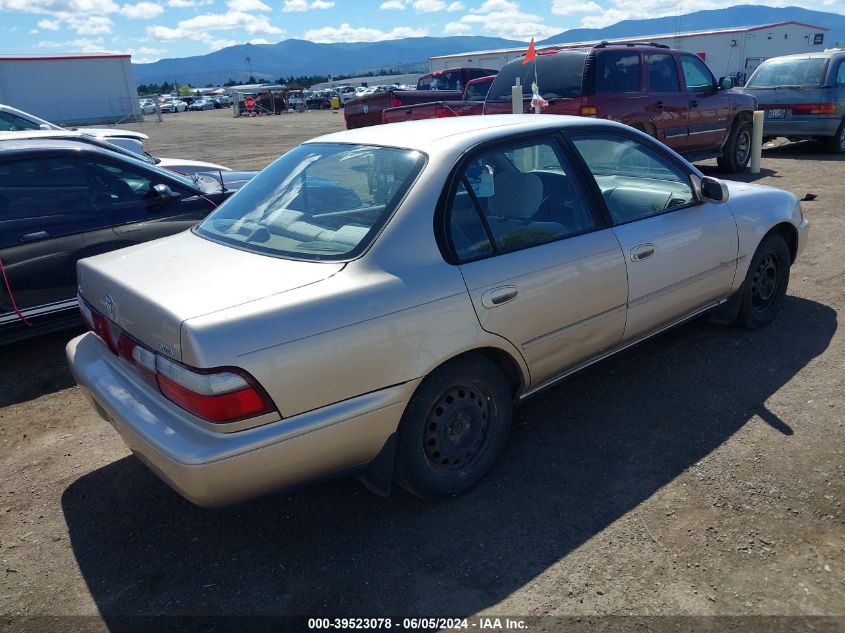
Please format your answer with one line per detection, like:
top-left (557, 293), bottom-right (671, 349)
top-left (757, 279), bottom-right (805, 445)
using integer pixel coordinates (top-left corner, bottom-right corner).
top-left (195, 143), bottom-right (426, 261)
top-left (746, 57), bottom-right (827, 87)
top-left (487, 52), bottom-right (588, 102)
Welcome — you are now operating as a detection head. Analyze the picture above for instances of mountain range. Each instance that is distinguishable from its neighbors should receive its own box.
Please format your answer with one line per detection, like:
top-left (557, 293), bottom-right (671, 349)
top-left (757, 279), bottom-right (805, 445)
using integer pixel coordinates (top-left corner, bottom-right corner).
top-left (132, 5), bottom-right (845, 87)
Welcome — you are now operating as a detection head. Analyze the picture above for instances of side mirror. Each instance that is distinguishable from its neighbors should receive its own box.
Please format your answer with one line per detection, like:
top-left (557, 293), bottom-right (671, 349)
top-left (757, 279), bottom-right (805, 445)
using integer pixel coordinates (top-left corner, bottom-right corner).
top-left (39, 123), bottom-right (52, 130)
top-left (718, 76), bottom-right (734, 90)
top-left (151, 183), bottom-right (181, 203)
top-left (691, 174), bottom-right (730, 203)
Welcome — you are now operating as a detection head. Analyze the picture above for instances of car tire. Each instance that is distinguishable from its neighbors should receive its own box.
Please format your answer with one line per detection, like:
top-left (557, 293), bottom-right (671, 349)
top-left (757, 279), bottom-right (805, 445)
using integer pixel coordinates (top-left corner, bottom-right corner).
top-left (736, 233), bottom-right (791, 329)
top-left (394, 353), bottom-right (512, 500)
top-left (717, 119), bottom-right (752, 173)
top-left (825, 119), bottom-right (845, 154)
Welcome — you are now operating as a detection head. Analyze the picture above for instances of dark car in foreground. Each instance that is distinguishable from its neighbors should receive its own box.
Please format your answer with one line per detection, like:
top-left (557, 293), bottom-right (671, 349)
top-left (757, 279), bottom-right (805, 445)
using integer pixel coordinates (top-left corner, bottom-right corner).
top-left (0, 138), bottom-right (256, 344)
top-left (739, 49), bottom-right (845, 153)
top-left (484, 42), bottom-right (757, 172)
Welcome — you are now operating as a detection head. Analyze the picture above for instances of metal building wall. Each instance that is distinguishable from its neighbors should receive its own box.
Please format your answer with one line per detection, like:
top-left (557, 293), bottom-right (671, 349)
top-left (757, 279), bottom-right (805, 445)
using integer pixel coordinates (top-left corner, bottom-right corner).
top-left (428, 22), bottom-right (829, 82)
top-left (0, 55), bottom-right (142, 126)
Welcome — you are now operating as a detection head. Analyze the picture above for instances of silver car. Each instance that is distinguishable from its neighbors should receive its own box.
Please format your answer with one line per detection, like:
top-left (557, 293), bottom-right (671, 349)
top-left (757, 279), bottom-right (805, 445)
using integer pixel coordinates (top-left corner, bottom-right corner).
top-left (740, 49), bottom-right (845, 153)
top-left (67, 115), bottom-right (809, 506)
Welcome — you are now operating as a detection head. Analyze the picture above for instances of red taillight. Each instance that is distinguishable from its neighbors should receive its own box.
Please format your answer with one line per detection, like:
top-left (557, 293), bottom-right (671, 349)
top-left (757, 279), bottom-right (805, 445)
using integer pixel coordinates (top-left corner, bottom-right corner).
top-left (81, 298), bottom-right (276, 424)
top-left (154, 355), bottom-right (274, 423)
top-left (389, 96), bottom-right (402, 108)
top-left (792, 103), bottom-right (837, 115)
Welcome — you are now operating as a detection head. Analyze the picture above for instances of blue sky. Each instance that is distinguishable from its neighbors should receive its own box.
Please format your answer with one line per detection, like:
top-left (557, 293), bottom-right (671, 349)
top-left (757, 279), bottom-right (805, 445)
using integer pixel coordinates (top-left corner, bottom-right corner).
top-left (1, 0), bottom-right (843, 63)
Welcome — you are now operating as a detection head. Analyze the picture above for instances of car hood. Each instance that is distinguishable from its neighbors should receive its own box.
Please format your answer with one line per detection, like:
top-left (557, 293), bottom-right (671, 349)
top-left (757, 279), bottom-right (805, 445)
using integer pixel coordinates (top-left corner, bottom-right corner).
top-left (77, 230), bottom-right (344, 361)
top-left (156, 157), bottom-right (232, 174)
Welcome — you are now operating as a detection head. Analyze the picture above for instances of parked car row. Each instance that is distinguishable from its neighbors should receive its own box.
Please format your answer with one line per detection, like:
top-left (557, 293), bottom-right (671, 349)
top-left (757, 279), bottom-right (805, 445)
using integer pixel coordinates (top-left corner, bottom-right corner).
top-left (138, 94), bottom-right (232, 115)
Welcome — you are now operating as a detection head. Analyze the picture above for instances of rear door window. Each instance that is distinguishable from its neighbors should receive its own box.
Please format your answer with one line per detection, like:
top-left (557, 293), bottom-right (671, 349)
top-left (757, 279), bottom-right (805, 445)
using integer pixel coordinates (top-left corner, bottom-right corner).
top-left (596, 51), bottom-right (641, 93)
top-left (648, 54), bottom-right (680, 92)
top-left (0, 112), bottom-right (41, 132)
top-left (447, 138), bottom-right (595, 261)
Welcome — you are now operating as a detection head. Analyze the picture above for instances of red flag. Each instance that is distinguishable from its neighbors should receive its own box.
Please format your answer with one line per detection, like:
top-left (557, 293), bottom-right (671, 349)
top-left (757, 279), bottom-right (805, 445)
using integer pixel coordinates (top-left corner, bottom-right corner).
top-left (523, 37), bottom-right (536, 65)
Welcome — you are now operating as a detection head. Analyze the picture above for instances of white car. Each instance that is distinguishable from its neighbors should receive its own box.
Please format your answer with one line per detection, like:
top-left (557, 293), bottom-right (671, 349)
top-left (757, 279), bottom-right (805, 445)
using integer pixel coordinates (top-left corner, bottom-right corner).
top-left (0, 130), bottom-right (231, 176)
top-left (160, 99), bottom-right (187, 113)
top-left (139, 100), bottom-right (156, 115)
top-left (0, 103), bottom-right (148, 148)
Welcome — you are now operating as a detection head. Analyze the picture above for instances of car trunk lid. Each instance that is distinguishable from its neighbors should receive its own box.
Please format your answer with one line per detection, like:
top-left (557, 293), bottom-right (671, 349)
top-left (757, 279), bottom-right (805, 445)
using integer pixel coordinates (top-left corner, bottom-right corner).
top-left (77, 230), bottom-right (343, 361)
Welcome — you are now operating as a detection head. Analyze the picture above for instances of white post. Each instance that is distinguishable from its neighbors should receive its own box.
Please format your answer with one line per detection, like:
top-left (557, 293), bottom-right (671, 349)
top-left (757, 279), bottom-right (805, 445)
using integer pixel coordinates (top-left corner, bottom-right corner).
top-left (511, 77), bottom-right (521, 115)
top-left (750, 110), bottom-right (764, 174)
top-left (233, 92), bottom-right (241, 118)
top-left (154, 96), bottom-right (162, 122)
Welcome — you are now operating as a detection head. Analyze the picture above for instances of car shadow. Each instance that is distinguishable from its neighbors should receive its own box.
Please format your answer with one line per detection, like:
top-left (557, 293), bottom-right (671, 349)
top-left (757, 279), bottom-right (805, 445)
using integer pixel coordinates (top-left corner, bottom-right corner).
top-left (61, 296), bottom-right (836, 624)
top-left (0, 327), bottom-right (83, 408)
top-left (761, 140), bottom-right (845, 162)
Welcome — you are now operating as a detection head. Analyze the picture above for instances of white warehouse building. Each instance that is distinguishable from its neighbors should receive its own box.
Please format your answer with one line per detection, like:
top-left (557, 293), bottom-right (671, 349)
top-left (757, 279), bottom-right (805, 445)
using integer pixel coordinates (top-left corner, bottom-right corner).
top-left (0, 54), bottom-right (142, 126)
top-left (429, 21), bottom-right (830, 84)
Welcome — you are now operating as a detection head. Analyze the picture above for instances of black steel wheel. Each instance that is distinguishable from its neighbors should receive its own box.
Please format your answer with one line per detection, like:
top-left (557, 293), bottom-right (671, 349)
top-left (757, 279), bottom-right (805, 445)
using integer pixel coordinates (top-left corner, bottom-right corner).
top-left (826, 119), bottom-right (845, 155)
top-left (395, 354), bottom-right (512, 499)
top-left (736, 233), bottom-right (791, 329)
top-left (717, 120), bottom-right (752, 173)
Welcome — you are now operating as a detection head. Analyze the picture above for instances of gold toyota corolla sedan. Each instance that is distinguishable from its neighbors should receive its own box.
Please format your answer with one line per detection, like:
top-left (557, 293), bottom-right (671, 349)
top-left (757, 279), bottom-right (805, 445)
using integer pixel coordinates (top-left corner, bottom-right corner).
top-left (67, 115), bottom-right (809, 506)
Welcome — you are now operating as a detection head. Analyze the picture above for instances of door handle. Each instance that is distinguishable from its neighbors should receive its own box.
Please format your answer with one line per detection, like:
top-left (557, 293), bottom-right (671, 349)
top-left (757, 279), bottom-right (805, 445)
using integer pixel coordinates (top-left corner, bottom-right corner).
top-left (690, 100), bottom-right (699, 108)
top-left (20, 231), bottom-right (50, 242)
top-left (631, 244), bottom-right (656, 261)
top-left (655, 101), bottom-right (664, 110)
top-left (481, 285), bottom-right (518, 308)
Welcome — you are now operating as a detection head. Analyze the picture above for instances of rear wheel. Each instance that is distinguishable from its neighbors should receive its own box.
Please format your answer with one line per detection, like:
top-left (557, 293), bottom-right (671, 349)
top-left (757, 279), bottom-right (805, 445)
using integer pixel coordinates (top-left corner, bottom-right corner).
top-left (825, 119), bottom-right (845, 154)
top-left (395, 354), bottom-right (512, 499)
top-left (736, 233), bottom-right (791, 329)
top-left (718, 119), bottom-right (752, 173)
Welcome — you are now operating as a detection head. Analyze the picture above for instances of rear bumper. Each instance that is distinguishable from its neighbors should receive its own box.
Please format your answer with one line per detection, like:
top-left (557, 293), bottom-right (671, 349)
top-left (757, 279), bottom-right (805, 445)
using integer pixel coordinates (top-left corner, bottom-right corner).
top-left (67, 332), bottom-right (415, 506)
top-left (763, 118), bottom-right (841, 138)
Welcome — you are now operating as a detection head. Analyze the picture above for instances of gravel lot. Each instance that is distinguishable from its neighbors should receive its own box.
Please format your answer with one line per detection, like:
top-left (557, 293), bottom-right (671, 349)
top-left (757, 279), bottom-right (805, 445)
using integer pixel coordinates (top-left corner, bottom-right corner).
top-left (1, 108), bottom-right (843, 631)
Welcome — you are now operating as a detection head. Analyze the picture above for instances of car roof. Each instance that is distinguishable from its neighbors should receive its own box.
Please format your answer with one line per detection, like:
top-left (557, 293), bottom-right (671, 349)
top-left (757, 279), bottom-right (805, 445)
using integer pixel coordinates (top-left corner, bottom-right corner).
top-left (0, 137), bottom-right (131, 154)
top-left (309, 114), bottom-right (629, 154)
top-left (763, 49), bottom-right (844, 60)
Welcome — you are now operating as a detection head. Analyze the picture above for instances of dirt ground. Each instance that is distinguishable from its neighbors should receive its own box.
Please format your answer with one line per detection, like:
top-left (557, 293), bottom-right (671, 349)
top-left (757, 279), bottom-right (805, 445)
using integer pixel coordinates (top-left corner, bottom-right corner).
top-left (0, 108), bottom-right (843, 631)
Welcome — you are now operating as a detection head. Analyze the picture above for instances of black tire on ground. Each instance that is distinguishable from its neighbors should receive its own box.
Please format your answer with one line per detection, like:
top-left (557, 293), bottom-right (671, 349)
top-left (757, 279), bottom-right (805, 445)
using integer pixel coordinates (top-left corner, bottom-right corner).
top-left (736, 233), bottom-right (791, 329)
top-left (825, 118), bottom-right (845, 154)
top-left (717, 119), bottom-right (753, 173)
top-left (394, 353), bottom-right (512, 500)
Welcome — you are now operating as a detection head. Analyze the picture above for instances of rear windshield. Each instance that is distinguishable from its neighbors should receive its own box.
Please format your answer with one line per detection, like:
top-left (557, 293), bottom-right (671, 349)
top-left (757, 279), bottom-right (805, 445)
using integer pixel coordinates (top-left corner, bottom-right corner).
top-left (195, 143), bottom-right (426, 261)
top-left (746, 57), bottom-right (827, 87)
top-left (486, 52), bottom-right (588, 102)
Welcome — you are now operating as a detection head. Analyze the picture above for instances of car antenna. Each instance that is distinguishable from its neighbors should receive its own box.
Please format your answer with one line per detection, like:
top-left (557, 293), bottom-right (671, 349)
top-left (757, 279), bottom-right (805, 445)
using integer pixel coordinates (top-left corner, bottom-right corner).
top-left (218, 169), bottom-right (227, 194)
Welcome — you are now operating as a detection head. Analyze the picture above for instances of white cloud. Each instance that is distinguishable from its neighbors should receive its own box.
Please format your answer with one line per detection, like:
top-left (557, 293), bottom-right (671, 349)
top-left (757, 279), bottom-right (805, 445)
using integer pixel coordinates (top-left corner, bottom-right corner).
top-left (282, 0), bottom-right (332, 10)
top-left (226, 0), bottom-right (270, 10)
top-left (212, 38), bottom-right (237, 48)
top-left (443, 21), bottom-right (471, 34)
top-left (147, 10), bottom-right (283, 41)
top-left (412, 0), bottom-right (445, 11)
top-left (120, 1), bottom-right (164, 18)
top-left (30, 28), bottom-right (39, 33)
top-left (248, 37), bottom-right (269, 43)
top-left (166, 0), bottom-right (212, 6)
top-left (551, 0), bottom-right (601, 16)
top-left (37, 36), bottom-right (120, 51)
top-left (446, 1), bottom-right (463, 10)
top-left (303, 22), bottom-right (428, 43)
top-left (0, 0), bottom-right (118, 14)
top-left (37, 18), bottom-right (61, 29)
top-left (379, 0), bottom-right (404, 7)
top-left (66, 14), bottom-right (113, 33)
top-left (449, 1), bottom-right (562, 40)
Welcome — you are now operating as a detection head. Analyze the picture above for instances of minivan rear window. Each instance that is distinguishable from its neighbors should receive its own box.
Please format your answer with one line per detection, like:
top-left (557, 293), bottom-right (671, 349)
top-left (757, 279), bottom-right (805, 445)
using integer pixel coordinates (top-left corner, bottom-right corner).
top-left (486, 51), bottom-right (588, 102)
top-left (746, 57), bottom-right (827, 87)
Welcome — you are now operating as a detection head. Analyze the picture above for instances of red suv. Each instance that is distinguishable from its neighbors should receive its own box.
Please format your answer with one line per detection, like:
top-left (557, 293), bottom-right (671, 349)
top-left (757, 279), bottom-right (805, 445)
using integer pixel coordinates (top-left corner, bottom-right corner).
top-left (484, 42), bottom-right (757, 172)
